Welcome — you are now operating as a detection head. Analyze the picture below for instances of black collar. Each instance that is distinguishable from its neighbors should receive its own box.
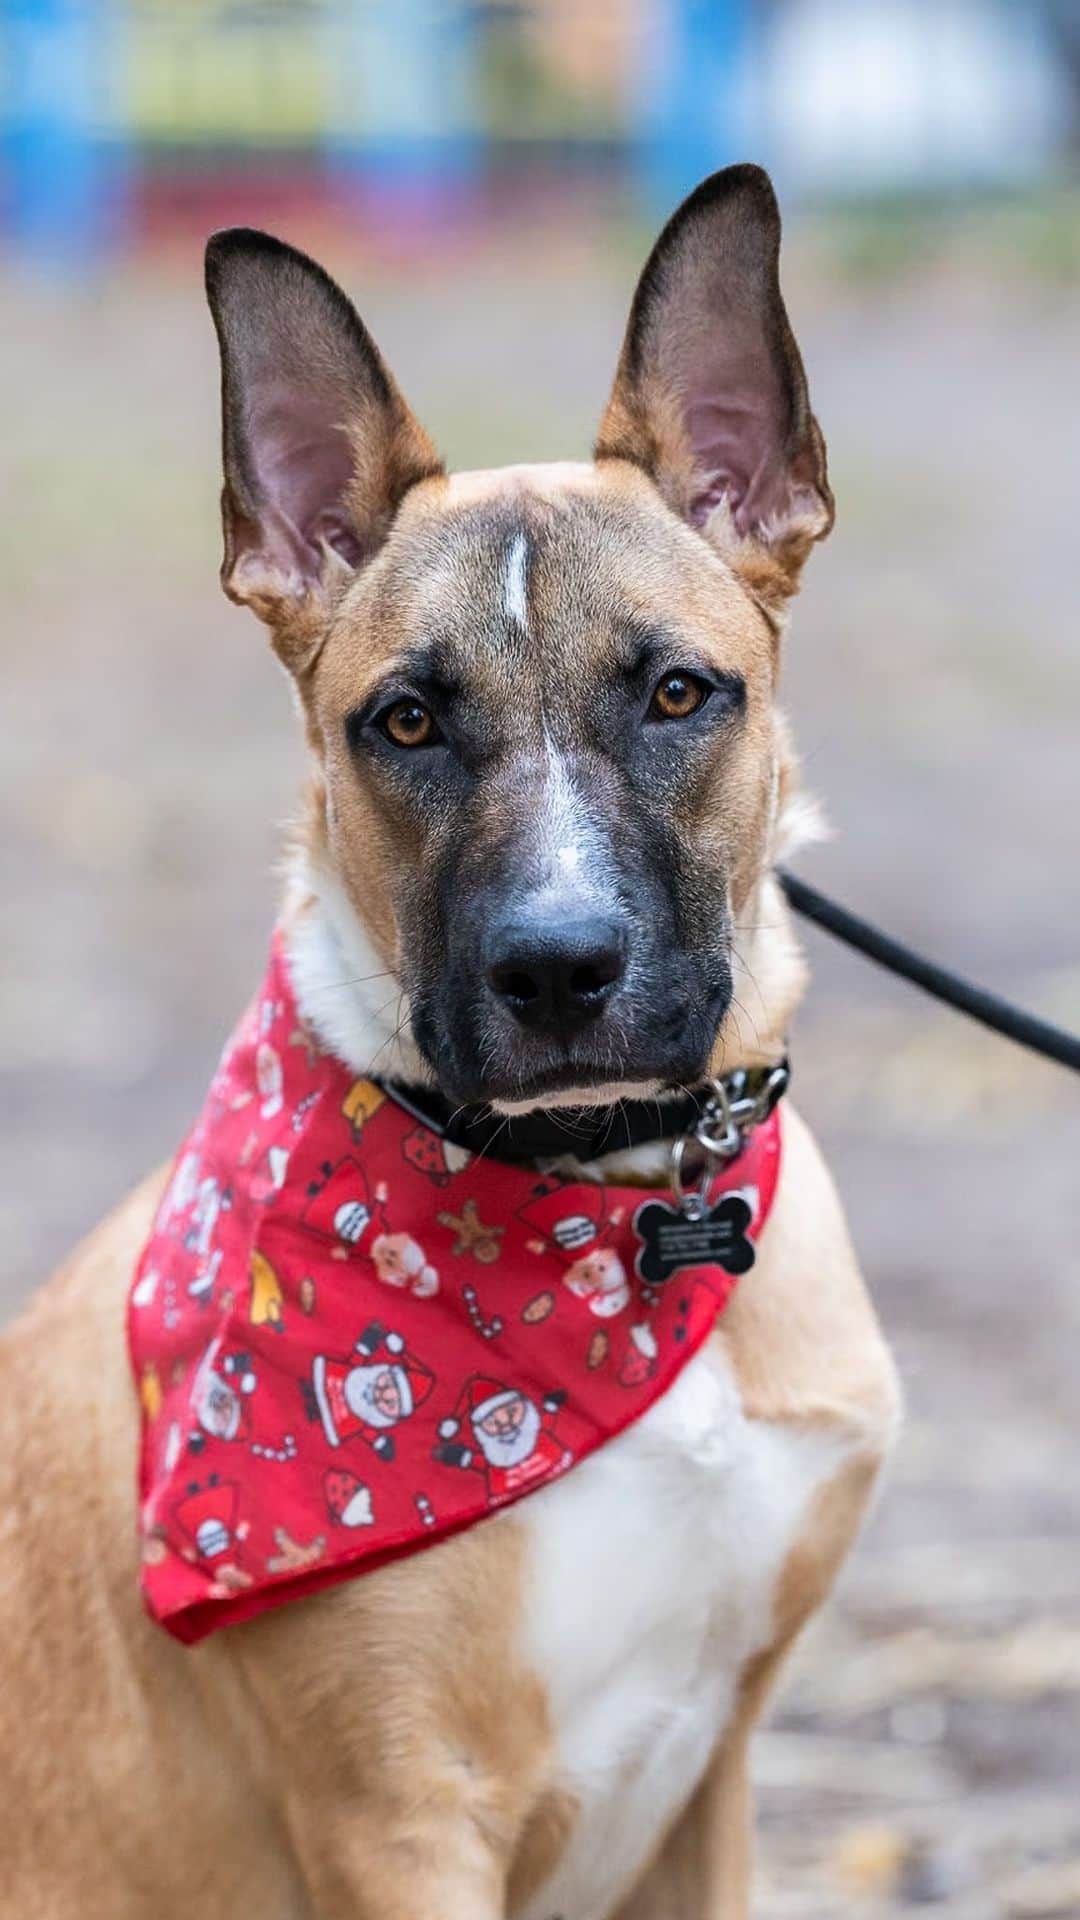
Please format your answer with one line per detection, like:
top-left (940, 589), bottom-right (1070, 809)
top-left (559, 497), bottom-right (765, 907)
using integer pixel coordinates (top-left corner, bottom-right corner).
top-left (375, 1061), bottom-right (789, 1166)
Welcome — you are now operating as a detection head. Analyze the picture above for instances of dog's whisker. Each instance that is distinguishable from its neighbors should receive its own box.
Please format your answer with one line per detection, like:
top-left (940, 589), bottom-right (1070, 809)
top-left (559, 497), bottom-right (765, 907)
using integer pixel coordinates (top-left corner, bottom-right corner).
top-left (726, 994), bottom-right (764, 1051)
top-left (299, 969), bottom-right (397, 996)
top-left (363, 995), bottom-right (412, 1078)
top-left (728, 943), bottom-right (770, 1033)
top-left (466, 1112), bottom-right (513, 1170)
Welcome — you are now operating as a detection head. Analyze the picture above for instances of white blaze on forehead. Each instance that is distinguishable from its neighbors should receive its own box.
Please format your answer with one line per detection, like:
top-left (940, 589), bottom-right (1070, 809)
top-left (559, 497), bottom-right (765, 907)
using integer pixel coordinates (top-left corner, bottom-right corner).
top-left (503, 531), bottom-right (530, 631)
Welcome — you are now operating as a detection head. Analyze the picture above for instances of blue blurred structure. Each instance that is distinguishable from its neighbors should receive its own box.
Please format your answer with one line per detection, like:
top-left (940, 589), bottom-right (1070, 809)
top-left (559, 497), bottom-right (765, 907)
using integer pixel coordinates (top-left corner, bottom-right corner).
top-left (632, 0), bottom-right (756, 211)
top-left (3, 0), bottom-right (129, 269)
top-left (0, 0), bottom-right (1076, 272)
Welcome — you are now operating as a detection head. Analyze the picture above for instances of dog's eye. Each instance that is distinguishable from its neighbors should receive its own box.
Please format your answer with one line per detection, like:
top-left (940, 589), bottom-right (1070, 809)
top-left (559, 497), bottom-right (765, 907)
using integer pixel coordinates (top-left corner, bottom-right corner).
top-left (380, 700), bottom-right (439, 749)
top-left (648, 672), bottom-right (710, 721)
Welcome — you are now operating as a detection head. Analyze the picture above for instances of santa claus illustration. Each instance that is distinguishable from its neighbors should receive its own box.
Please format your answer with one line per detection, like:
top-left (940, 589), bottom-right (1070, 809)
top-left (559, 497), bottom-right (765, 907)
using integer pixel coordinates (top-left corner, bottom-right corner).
top-left (309, 1322), bottom-right (434, 1462)
top-left (302, 1157), bottom-right (438, 1297)
top-left (369, 1229), bottom-right (438, 1299)
top-left (434, 1376), bottom-right (570, 1502)
top-left (190, 1346), bottom-right (257, 1448)
top-left (517, 1184), bottom-right (631, 1319)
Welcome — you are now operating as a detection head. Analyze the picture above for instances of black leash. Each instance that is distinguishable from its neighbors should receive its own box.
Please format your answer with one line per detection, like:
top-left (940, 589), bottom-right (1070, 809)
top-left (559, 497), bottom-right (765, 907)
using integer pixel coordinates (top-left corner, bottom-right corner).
top-left (776, 866), bottom-right (1080, 1075)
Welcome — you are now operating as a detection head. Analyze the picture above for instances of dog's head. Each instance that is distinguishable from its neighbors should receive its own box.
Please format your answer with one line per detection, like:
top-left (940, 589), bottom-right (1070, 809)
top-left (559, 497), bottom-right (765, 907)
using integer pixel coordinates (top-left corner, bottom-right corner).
top-left (206, 166), bottom-right (831, 1108)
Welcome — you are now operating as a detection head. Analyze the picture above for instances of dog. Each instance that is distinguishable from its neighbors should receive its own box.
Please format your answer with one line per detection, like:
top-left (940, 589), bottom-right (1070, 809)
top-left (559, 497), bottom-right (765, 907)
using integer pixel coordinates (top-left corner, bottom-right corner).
top-left (0, 165), bottom-right (900, 1919)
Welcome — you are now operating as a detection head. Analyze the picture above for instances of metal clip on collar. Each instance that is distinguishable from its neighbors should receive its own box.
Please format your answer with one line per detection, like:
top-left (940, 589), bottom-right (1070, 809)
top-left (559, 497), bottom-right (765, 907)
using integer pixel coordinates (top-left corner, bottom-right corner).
top-left (670, 1061), bottom-right (789, 1221)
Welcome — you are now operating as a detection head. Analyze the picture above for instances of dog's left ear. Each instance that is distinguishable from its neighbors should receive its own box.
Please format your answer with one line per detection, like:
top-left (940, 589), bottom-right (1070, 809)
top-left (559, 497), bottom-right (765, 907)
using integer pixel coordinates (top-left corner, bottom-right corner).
top-left (596, 165), bottom-right (832, 607)
top-left (205, 228), bottom-right (442, 666)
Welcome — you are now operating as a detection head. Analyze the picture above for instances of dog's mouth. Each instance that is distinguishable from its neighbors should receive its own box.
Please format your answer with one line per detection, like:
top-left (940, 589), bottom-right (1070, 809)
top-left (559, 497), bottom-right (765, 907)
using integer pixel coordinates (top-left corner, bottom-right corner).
top-left (414, 978), bottom-right (731, 1113)
top-left (488, 1059), bottom-right (660, 1112)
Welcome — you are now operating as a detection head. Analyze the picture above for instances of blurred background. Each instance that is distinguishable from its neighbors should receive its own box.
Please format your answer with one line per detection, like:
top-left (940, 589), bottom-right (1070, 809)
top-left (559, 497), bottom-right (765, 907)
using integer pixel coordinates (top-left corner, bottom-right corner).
top-left (2, 2), bottom-right (1079, 1915)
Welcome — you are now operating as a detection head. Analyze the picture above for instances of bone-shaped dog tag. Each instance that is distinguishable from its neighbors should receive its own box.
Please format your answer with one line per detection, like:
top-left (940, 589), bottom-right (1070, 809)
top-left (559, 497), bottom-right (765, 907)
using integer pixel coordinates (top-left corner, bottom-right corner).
top-left (633, 1193), bottom-right (755, 1289)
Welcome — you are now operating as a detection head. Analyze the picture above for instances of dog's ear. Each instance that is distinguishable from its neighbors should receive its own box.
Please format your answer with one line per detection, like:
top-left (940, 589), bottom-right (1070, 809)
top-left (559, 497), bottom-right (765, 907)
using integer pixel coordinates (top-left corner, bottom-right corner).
top-left (595, 165), bottom-right (832, 609)
top-left (205, 229), bottom-right (442, 664)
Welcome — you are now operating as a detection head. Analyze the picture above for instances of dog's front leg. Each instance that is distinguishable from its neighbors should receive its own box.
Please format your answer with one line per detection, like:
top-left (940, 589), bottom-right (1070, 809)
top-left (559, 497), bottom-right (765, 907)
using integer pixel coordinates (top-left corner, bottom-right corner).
top-left (613, 1435), bottom-right (894, 1920)
top-left (240, 1726), bottom-right (513, 1920)
top-left (608, 1664), bottom-right (767, 1920)
top-left (224, 1537), bottom-right (547, 1920)
top-left (284, 1809), bottom-right (506, 1920)
top-left (608, 1631), bottom-right (791, 1920)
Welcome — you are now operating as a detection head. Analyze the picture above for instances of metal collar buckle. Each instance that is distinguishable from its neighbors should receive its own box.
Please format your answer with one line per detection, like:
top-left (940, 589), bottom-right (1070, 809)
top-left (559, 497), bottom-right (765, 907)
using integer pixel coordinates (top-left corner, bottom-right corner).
top-left (669, 1060), bottom-right (789, 1221)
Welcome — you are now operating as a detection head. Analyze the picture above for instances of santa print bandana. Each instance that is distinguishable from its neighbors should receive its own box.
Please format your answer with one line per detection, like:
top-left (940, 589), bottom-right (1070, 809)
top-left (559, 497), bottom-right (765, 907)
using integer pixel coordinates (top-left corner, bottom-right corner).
top-left (129, 933), bottom-right (782, 1644)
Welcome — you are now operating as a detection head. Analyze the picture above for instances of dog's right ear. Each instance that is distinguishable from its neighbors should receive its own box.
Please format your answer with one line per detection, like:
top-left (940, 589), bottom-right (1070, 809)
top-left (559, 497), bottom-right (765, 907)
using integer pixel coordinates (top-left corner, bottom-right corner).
top-left (205, 229), bottom-right (442, 666)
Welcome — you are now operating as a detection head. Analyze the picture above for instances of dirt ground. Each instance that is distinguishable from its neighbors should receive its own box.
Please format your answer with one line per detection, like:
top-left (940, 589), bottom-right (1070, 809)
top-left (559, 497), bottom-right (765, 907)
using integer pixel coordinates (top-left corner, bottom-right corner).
top-left (3, 207), bottom-right (1079, 1916)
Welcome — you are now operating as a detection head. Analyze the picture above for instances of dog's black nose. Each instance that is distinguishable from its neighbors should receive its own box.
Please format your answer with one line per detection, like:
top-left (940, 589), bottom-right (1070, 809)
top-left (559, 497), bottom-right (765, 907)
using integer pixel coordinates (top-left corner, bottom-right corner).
top-left (486, 913), bottom-right (628, 1031)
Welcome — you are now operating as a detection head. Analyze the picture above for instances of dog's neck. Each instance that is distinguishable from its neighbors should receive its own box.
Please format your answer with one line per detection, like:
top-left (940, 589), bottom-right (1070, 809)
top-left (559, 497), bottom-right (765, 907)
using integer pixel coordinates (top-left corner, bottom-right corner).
top-left (282, 819), bottom-right (807, 1185)
top-left (284, 847), bottom-right (422, 1088)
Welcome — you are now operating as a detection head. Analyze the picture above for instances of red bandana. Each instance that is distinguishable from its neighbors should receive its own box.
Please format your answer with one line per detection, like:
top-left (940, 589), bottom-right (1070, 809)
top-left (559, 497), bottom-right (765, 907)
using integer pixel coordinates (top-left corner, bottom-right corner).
top-left (129, 935), bottom-right (781, 1643)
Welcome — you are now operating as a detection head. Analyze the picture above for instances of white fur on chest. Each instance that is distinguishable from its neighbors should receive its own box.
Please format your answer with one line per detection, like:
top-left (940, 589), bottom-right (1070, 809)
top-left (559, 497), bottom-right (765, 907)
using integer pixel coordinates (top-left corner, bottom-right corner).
top-left (514, 1344), bottom-right (848, 1920)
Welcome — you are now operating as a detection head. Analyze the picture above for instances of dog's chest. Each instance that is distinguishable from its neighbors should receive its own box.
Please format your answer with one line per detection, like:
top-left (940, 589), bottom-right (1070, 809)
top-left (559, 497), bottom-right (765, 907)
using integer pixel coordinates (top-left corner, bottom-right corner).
top-left (513, 1343), bottom-right (846, 1920)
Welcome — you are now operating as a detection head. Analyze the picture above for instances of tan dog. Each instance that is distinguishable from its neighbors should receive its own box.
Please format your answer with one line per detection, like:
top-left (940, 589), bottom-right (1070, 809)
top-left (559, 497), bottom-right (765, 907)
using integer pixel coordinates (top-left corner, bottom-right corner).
top-left (0, 166), bottom-right (899, 1919)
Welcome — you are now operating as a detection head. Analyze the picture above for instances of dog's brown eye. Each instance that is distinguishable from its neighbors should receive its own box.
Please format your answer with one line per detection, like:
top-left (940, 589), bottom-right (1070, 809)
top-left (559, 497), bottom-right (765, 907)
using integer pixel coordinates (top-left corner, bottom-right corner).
top-left (381, 701), bottom-right (437, 749)
top-left (649, 672), bottom-right (708, 721)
